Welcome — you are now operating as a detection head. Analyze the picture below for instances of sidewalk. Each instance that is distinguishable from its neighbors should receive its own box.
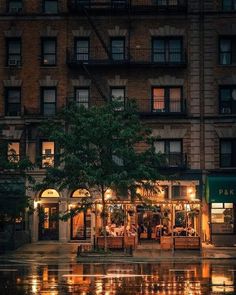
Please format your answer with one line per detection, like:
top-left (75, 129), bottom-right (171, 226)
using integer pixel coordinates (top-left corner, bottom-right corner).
top-left (3, 241), bottom-right (236, 261)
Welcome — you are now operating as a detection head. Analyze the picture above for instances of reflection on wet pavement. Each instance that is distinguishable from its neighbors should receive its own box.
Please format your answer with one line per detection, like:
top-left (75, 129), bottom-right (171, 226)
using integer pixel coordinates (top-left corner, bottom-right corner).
top-left (0, 258), bottom-right (236, 294)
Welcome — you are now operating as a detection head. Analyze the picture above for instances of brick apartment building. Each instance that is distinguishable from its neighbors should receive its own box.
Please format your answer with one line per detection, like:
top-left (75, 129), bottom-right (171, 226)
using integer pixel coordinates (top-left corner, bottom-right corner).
top-left (0, 0), bottom-right (236, 247)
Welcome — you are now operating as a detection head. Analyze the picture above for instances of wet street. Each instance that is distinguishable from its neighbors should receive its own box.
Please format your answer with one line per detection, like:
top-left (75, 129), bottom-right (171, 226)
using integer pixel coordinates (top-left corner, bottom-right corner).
top-left (0, 253), bottom-right (236, 295)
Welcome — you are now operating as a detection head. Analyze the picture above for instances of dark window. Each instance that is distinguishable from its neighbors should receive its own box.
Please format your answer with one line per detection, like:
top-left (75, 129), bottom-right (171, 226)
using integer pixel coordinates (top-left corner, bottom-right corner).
top-left (75, 88), bottom-right (89, 108)
top-left (152, 37), bottom-right (183, 63)
top-left (111, 87), bottom-right (125, 110)
top-left (220, 139), bottom-right (236, 167)
top-left (8, 0), bottom-right (22, 13)
top-left (152, 87), bottom-right (182, 113)
top-left (75, 38), bottom-right (89, 61)
top-left (154, 140), bottom-right (183, 167)
top-left (42, 38), bottom-right (57, 66)
top-left (41, 141), bottom-right (55, 168)
top-left (111, 0), bottom-right (127, 8)
top-left (172, 186), bottom-right (188, 199)
top-left (157, 0), bottom-right (178, 7)
top-left (219, 38), bottom-right (233, 65)
top-left (6, 38), bottom-right (21, 66)
top-left (111, 38), bottom-right (125, 60)
top-left (41, 88), bottom-right (56, 116)
top-left (222, 0), bottom-right (236, 11)
top-left (219, 86), bottom-right (236, 114)
top-left (43, 0), bottom-right (58, 13)
top-left (75, 0), bottom-right (91, 7)
top-left (5, 88), bottom-right (21, 116)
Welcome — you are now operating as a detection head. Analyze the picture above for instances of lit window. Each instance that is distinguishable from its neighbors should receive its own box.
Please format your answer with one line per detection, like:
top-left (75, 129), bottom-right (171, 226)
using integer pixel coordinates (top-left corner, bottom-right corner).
top-left (152, 87), bottom-right (182, 113)
top-left (8, 142), bottom-right (20, 163)
top-left (211, 203), bottom-right (234, 234)
top-left (41, 189), bottom-right (59, 197)
top-left (41, 141), bottom-right (55, 168)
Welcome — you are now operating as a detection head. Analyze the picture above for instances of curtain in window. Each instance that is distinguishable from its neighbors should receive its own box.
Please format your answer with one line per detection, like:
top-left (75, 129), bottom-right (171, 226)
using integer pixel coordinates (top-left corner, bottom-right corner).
top-left (169, 88), bottom-right (181, 112)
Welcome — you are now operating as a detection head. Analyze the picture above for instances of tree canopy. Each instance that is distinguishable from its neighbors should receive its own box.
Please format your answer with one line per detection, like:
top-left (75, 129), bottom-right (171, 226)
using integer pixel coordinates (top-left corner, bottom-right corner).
top-left (37, 100), bottom-right (164, 201)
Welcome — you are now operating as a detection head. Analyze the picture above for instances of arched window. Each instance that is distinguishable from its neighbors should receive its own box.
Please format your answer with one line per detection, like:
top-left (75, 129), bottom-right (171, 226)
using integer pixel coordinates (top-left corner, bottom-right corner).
top-left (71, 188), bottom-right (90, 198)
top-left (41, 188), bottom-right (60, 198)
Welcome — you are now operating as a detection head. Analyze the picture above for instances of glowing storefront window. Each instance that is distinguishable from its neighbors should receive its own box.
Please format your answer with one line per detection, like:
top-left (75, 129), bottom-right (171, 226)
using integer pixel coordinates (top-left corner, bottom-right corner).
top-left (41, 189), bottom-right (60, 198)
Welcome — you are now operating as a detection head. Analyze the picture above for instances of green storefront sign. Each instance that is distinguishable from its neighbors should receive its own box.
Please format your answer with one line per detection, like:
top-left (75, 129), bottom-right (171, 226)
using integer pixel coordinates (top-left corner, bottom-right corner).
top-left (206, 176), bottom-right (236, 203)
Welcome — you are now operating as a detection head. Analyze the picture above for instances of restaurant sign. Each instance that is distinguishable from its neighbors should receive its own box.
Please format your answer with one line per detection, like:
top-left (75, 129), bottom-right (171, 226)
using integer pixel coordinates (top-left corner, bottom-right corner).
top-left (206, 176), bottom-right (236, 203)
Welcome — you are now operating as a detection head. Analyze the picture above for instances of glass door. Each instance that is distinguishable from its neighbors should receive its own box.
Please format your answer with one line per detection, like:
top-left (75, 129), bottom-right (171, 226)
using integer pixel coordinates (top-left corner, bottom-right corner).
top-left (39, 203), bottom-right (59, 240)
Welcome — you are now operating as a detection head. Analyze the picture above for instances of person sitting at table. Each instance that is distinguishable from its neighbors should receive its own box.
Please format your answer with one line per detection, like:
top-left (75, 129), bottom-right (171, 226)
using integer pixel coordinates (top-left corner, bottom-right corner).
top-left (179, 227), bottom-right (187, 236)
top-left (187, 226), bottom-right (195, 236)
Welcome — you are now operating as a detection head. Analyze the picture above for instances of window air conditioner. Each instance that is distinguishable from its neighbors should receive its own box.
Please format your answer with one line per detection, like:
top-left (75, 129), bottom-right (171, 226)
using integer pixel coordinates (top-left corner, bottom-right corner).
top-left (8, 59), bottom-right (20, 66)
top-left (221, 107), bottom-right (231, 114)
top-left (9, 7), bottom-right (22, 13)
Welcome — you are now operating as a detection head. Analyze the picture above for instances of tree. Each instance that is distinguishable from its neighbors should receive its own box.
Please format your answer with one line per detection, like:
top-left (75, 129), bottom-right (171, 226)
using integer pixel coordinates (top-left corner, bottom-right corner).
top-left (35, 100), bottom-right (163, 251)
top-left (0, 131), bottom-right (33, 248)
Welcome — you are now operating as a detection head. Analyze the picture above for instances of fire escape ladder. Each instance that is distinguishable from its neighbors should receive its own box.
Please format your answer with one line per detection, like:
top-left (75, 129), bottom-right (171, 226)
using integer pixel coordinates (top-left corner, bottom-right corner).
top-left (81, 63), bottom-right (108, 102)
top-left (81, 7), bottom-right (113, 60)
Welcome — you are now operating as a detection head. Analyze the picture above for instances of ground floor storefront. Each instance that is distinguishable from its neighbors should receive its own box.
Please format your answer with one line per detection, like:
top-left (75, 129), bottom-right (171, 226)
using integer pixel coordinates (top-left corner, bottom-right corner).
top-left (206, 175), bottom-right (236, 246)
top-left (30, 179), bottom-right (203, 250)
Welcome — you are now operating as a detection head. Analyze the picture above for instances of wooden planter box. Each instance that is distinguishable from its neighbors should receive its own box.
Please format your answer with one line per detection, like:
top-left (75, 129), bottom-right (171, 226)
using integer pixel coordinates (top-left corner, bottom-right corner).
top-left (97, 236), bottom-right (124, 249)
top-left (124, 236), bottom-right (136, 249)
top-left (160, 236), bottom-right (173, 250)
top-left (174, 237), bottom-right (200, 250)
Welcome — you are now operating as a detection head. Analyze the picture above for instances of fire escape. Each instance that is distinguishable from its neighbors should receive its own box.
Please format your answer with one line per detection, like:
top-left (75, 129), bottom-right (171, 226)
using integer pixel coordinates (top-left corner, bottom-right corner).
top-left (66, 0), bottom-right (188, 103)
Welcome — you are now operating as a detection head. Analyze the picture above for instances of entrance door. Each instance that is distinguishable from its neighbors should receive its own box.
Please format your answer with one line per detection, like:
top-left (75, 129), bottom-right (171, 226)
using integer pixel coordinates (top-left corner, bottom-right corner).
top-left (71, 210), bottom-right (91, 240)
top-left (138, 209), bottom-right (161, 241)
top-left (39, 203), bottom-right (59, 240)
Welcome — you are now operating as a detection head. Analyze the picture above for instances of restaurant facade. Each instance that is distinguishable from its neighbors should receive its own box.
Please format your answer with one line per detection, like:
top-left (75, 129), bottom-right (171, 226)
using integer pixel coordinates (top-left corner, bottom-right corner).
top-left (30, 176), bottom-right (203, 250)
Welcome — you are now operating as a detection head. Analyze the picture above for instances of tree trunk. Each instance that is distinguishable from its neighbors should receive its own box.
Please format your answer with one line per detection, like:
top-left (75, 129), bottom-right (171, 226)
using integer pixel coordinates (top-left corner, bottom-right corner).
top-left (101, 189), bottom-right (108, 253)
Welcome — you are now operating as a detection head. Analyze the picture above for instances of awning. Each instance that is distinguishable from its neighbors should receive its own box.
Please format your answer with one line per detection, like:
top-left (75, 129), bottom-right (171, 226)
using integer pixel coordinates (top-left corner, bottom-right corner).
top-left (206, 176), bottom-right (236, 203)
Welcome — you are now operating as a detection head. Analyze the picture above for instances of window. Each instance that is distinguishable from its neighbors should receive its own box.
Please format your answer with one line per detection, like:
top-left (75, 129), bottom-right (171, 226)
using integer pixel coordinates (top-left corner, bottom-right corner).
top-left (111, 87), bottom-right (125, 110)
top-left (211, 203), bottom-right (234, 234)
top-left (154, 140), bottom-right (183, 167)
top-left (75, 38), bottom-right (89, 61)
top-left (152, 37), bottom-right (183, 63)
top-left (75, 88), bottom-right (89, 108)
top-left (43, 0), bottom-right (58, 13)
top-left (41, 141), bottom-right (55, 168)
top-left (222, 0), bottom-right (236, 11)
top-left (8, 0), bottom-right (22, 13)
top-left (219, 86), bottom-right (236, 114)
top-left (42, 38), bottom-right (57, 66)
top-left (5, 88), bottom-right (21, 116)
top-left (157, 0), bottom-right (178, 6)
top-left (220, 139), bottom-right (236, 167)
top-left (7, 38), bottom-right (21, 67)
top-left (8, 142), bottom-right (20, 163)
top-left (111, 0), bottom-right (127, 8)
top-left (41, 88), bottom-right (56, 116)
top-left (219, 37), bottom-right (236, 65)
top-left (111, 38), bottom-right (125, 61)
top-left (172, 186), bottom-right (188, 199)
top-left (152, 87), bottom-right (182, 113)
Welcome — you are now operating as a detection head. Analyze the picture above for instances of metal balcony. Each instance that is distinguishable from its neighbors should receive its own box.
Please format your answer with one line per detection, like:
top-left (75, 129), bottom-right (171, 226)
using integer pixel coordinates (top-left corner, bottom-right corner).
top-left (67, 47), bottom-right (187, 67)
top-left (159, 153), bottom-right (187, 169)
top-left (67, 0), bottom-right (187, 14)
